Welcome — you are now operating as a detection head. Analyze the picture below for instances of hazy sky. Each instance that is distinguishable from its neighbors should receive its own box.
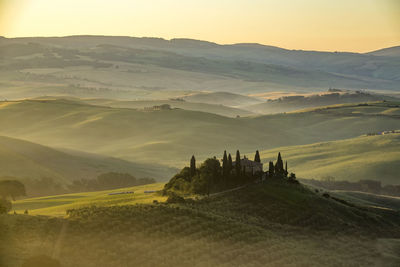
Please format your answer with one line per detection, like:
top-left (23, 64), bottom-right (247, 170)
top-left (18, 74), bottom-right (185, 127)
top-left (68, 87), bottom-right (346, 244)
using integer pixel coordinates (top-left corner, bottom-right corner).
top-left (0, 0), bottom-right (399, 52)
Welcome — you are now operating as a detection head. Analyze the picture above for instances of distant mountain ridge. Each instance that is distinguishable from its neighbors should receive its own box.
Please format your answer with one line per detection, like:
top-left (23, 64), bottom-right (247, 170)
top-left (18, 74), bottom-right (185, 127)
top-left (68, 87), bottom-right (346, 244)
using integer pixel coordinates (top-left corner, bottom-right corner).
top-left (367, 45), bottom-right (400, 57)
top-left (0, 35), bottom-right (399, 100)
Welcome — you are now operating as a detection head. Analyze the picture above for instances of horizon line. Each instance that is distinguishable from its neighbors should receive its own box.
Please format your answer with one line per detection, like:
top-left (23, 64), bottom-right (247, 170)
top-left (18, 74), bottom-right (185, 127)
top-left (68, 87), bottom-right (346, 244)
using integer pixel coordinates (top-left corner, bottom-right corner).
top-left (1, 34), bottom-right (398, 54)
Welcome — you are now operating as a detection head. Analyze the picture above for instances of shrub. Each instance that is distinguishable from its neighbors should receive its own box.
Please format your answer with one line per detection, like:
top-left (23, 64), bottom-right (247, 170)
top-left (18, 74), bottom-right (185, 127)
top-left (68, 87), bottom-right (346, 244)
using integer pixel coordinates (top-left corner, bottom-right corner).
top-left (0, 180), bottom-right (26, 200)
top-left (166, 192), bottom-right (185, 204)
top-left (288, 173), bottom-right (299, 184)
top-left (0, 198), bottom-right (11, 214)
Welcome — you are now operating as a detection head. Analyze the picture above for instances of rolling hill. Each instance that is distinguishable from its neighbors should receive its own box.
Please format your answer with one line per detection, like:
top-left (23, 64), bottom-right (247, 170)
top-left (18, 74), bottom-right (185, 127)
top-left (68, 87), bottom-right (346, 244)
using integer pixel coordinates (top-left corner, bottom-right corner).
top-left (1, 36), bottom-right (400, 102)
top-left (0, 99), bottom-right (399, 169)
top-left (367, 46), bottom-right (400, 57)
top-left (183, 91), bottom-right (263, 108)
top-left (3, 180), bottom-right (400, 266)
top-left (79, 97), bottom-right (255, 117)
top-left (245, 90), bottom-right (399, 114)
top-left (259, 133), bottom-right (400, 184)
top-left (0, 135), bottom-right (175, 182)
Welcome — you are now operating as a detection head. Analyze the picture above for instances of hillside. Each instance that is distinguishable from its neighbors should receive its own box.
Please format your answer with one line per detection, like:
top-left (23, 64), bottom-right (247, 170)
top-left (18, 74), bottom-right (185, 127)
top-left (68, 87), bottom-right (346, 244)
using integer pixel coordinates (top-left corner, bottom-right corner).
top-left (3, 180), bottom-right (400, 266)
top-left (331, 191), bottom-right (400, 211)
top-left (259, 134), bottom-right (400, 184)
top-left (1, 36), bottom-right (400, 102)
top-left (79, 98), bottom-right (255, 117)
top-left (183, 91), bottom-right (263, 108)
top-left (367, 46), bottom-right (400, 57)
top-left (0, 99), bottom-right (399, 168)
top-left (0, 135), bottom-right (175, 182)
top-left (245, 90), bottom-right (399, 114)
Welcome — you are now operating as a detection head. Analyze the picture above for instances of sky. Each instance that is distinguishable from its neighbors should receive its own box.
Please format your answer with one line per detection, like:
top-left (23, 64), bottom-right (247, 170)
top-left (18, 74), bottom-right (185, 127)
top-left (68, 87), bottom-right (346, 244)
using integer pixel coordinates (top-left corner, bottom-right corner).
top-left (0, 0), bottom-right (399, 52)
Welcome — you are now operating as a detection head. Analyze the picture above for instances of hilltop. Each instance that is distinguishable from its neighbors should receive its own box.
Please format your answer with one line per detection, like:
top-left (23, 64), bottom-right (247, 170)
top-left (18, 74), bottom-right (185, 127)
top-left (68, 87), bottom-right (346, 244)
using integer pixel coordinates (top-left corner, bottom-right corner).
top-left (3, 180), bottom-right (400, 266)
top-left (367, 45), bottom-right (400, 57)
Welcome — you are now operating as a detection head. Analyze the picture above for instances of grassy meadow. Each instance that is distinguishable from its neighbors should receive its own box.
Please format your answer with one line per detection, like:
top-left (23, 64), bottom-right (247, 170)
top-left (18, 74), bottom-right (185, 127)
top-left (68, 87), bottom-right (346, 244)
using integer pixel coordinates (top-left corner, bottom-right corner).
top-left (259, 133), bottom-right (400, 184)
top-left (11, 183), bottom-right (166, 217)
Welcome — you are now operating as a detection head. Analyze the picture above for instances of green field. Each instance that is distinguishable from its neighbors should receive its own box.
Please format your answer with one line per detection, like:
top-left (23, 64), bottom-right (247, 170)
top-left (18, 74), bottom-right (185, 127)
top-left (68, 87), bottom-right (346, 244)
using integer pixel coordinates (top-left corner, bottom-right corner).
top-left (259, 133), bottom-right (400, 184)
top-left (12, 183), bottom-right (166, 217)
top-left (2, 180), bottom-right (400, 267)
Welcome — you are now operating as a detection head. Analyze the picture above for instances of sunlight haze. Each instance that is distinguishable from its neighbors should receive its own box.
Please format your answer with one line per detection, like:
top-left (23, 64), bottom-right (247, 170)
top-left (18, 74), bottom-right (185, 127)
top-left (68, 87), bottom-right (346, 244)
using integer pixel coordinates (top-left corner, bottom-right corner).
top-left (0, 0), bottom-right (399, 52)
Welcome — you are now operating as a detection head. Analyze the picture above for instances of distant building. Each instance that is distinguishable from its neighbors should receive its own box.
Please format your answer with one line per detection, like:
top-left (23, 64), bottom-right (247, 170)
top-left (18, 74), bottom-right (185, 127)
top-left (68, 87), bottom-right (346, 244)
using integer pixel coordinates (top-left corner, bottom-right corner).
top-left (232, 156), bottom-right (263, 175)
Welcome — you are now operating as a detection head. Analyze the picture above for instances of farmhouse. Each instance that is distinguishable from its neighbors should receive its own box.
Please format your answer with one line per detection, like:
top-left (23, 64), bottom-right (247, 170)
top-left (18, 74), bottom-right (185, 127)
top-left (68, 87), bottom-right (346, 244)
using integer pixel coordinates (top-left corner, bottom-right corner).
top-left (233, 156), bottom-right (263, 175)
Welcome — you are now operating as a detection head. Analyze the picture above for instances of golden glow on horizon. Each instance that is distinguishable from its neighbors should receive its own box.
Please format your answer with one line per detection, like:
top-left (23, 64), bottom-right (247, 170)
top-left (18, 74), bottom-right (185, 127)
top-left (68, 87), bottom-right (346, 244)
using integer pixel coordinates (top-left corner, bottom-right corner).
top-left (0, 0), bottom-right (399, 52)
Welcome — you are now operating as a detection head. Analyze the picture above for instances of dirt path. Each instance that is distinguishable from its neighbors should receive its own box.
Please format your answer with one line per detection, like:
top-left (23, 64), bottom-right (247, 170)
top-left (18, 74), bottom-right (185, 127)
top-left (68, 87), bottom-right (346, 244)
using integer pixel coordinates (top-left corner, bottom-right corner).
top-left (208, 185), bottom-right (248, 197)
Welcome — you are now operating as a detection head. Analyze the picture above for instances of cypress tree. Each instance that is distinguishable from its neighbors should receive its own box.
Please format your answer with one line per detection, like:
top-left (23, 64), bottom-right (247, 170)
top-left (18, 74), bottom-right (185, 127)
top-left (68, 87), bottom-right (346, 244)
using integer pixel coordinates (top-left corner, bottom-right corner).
top-left (222, 150), bottom-right (228, 177)
top-left (275, 152), bottom-right (284, 177)
top-left (228, 153), bottom-right (233, 176)
top-left (285, 161), bottom-right (288, 177)
top-left (269, 161), bottom-right (274, 177)
top-left (235, 150), bottom-right (241, 177)
top-left (190, 155), bottom-right (196, 177)
top-left (254, 150), bottom-right (261, 163)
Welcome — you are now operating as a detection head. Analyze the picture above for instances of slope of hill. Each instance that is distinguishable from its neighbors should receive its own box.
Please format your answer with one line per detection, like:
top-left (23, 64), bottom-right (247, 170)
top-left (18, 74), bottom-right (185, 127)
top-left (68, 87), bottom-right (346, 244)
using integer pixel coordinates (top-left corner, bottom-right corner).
top-left (331, 191), bottom-right (400, 211)
top-left (8, 36), bottom-right (400, 81)
top-left (3, 180), bottom-right (400, 266)
top-left (245, 90), bottom-right (398, 114)
top-left (259, 134), bottom-right (400, 184)
top-left (367, 46), bottom-right (400, 57)
top-left (0, 135), bottom-right (175, 182)
top-left (183, 91), bottom-right (263, 108)
top-left (79, 98), bottom-right (255, 117)
top-left (0, 99), bottom-right (399, 168)
top-left (1, 36), bottom-right (400, 102)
